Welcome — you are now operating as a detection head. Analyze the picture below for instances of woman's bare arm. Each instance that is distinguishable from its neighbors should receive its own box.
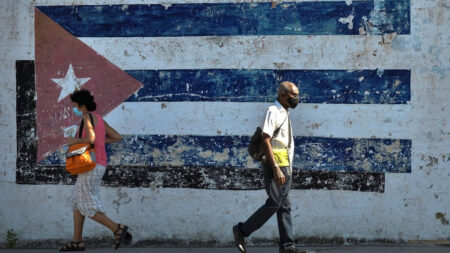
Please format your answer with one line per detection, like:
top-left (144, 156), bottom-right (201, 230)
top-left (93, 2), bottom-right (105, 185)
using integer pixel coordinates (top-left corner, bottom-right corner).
top-left (104, 120), bottom-right (122, 144)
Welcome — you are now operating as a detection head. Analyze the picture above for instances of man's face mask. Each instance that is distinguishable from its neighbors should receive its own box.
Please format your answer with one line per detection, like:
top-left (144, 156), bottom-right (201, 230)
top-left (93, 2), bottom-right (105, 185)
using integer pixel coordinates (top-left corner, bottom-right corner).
top-left (284, 91), bottom-right (299, 108)
top-left (288, 96), bottom-right (299, 108)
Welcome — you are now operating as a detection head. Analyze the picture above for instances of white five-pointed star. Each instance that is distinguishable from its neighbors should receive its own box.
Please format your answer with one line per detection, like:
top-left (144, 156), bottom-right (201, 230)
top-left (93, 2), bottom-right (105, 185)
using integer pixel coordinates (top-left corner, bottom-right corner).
top-left (52, 64), bottom-right (91, 102)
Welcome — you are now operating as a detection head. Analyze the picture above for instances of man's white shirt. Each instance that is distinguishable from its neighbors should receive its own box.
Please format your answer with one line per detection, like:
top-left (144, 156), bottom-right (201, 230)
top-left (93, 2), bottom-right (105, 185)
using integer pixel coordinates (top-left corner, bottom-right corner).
top-left (260, 101), bottom-right (294, 174)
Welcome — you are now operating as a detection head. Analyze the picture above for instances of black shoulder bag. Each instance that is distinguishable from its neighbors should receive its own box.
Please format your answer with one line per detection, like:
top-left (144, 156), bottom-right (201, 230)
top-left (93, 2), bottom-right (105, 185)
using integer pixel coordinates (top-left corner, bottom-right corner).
top-left (247, 116), bottom-right (287, 161)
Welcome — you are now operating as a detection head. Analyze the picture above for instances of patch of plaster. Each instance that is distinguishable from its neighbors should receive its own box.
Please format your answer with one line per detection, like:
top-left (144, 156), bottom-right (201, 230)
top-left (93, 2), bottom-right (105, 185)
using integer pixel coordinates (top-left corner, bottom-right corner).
top-left (339, 14), bottom-right (354, 30)
top-left (112, 188), bottom-right (132, 213)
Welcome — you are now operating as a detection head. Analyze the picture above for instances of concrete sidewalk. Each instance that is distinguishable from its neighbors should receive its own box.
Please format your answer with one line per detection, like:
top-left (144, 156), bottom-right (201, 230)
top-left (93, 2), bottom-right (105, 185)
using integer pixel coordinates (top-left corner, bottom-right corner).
top-left (1, 246), bottom-right (449, 253)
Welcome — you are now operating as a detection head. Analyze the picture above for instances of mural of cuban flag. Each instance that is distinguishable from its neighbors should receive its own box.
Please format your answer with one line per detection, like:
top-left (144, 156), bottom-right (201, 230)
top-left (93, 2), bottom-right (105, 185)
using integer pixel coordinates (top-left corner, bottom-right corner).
top-left (17, 0), bottom-right (411, 192)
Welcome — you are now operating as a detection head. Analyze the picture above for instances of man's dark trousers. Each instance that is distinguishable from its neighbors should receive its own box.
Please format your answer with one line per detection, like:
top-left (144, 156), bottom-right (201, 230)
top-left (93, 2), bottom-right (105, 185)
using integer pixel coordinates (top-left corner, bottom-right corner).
top-left (238, 163), bottom-right (295, 249)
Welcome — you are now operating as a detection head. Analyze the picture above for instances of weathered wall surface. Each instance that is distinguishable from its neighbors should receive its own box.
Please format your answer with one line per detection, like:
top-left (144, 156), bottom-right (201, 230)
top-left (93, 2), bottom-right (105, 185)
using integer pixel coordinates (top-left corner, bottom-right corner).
top-left (1, 0), bottom-right (449, 246)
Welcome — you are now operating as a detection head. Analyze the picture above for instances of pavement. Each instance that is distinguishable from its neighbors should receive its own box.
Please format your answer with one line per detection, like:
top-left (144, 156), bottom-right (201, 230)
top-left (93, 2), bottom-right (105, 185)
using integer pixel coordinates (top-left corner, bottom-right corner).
top-left (1, 246), bottom-right (450, 253)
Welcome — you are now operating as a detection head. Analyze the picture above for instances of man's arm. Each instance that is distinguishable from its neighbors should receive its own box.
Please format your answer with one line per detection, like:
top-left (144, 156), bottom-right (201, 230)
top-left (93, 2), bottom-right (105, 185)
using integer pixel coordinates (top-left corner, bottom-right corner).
top-left (262, 133), bottom-right (286, 186)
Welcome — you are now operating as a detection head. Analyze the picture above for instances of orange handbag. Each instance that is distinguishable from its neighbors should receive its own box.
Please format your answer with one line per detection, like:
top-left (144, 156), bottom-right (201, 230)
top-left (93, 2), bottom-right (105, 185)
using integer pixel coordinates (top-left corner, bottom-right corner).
top-left (65, 113), bottom-right (96, 175)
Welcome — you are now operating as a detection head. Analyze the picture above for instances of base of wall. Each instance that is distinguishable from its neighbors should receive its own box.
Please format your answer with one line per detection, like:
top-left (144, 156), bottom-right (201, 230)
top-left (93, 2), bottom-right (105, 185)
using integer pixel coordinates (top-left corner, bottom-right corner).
top-left (0, 236), bottom-right (419, 249)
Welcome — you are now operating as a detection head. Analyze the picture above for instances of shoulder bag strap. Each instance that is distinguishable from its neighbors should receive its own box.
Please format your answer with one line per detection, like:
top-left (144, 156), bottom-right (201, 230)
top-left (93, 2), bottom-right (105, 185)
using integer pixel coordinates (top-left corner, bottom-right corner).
top-left (77, 119), bottom-right (84, 138)
top-left (77, 113), bottom-right (95, 148)
top-left (287, 116), bottom-right (292, 149)
top-left (272, 115), bottom-right (288, 139)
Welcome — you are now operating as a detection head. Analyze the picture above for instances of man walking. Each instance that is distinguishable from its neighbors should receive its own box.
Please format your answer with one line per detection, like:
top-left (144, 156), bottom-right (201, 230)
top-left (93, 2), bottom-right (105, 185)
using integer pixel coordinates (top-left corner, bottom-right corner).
top-left (233, 81), bottom-right (309, 253)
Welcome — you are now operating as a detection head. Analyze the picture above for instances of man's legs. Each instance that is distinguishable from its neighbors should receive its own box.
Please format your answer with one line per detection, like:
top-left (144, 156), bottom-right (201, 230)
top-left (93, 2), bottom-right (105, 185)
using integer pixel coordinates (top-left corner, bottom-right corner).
top-left (276, 174), bottom-right (295, 249)
top-left (238, 167), bottom-right (295, 248)
top-left (238, 182), bottom-right (283, 235)
top-left (233, 165), bottom-right (283, 253)
top-left (238, 164), bottom-right (284, 236)
top-left (234, 165), bottom-right (298, 252)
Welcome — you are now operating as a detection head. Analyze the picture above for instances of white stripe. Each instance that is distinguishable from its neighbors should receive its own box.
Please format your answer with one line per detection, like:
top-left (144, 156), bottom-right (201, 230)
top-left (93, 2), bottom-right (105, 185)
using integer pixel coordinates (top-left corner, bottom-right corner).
top-left (80, 35), bottom-right (414, 70)
top-left (104, 102), bottom-right (413, 139)
top-left (35, 0), bottom-right (369, 6)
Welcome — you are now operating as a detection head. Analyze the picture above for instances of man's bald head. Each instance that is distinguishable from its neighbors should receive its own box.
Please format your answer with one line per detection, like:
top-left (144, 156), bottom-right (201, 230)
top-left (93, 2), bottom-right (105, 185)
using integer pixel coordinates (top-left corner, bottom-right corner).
top-left (277, 81), bottom-right (297, 95)
top-left (277, 81), bottom-right (299, 109)
top-left (278, 81), bottom-right (297, 95)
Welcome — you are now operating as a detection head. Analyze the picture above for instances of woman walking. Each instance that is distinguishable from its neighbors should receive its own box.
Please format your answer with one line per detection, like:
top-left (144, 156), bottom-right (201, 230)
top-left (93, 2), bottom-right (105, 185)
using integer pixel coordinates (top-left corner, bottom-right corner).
top-left (59, 89), bottom-right (132, 251)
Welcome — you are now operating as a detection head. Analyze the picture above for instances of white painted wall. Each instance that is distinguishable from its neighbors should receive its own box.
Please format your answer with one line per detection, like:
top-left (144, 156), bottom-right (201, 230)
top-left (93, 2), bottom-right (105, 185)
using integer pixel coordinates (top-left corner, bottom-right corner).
top-left (1, 0), bottom-right (449, 246)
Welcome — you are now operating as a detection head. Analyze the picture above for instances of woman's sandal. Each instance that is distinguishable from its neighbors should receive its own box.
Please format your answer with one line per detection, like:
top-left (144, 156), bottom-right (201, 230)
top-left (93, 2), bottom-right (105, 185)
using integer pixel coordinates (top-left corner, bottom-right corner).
top-left (59, 241), bottom-right (85, 252)
top-left (113, 224), bottom-right (132, 250)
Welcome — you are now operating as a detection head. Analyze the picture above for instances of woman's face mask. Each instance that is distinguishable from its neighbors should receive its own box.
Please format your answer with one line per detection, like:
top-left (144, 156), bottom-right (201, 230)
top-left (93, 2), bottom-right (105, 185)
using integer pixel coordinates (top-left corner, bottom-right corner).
top-left (73, 107), bottom-right (83, 117)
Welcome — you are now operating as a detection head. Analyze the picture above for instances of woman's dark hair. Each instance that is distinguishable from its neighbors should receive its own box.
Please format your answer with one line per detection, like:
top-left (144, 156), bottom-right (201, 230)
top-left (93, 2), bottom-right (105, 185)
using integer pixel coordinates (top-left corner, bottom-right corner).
top-left (70, 89), bottom-right (97, 111)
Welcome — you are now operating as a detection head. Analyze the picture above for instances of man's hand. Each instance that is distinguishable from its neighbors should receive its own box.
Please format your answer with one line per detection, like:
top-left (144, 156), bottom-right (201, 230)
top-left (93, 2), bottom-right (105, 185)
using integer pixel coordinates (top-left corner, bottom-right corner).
top-left (273, 166), bottom-right (286, 185)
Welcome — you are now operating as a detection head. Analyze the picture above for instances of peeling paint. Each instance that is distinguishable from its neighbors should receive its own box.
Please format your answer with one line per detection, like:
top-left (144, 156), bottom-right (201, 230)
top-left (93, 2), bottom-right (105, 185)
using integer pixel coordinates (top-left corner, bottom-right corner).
top-left (339, 14), bottom-right (355, 30)
top-left (160, 3), bottom-right (172, 10)
top-left (366, 0), bottom-right (410, 35)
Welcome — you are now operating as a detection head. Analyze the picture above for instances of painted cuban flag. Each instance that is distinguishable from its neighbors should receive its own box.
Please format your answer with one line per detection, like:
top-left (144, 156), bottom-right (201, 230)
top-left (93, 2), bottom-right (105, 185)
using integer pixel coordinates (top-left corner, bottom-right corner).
top-left (17, 0), bottom-right (411, 192)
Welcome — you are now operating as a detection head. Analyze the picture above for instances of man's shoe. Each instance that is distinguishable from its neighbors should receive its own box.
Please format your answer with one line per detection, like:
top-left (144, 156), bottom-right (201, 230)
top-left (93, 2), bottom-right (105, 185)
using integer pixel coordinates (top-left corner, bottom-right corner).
top-left (279, 247), bottom-right (312, 253)
top-left (232, 225), bottom-right (246, 253)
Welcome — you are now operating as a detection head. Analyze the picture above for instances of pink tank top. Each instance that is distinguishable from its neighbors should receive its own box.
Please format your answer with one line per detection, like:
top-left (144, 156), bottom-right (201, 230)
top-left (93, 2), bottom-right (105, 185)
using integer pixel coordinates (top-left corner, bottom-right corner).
top-left (82, 112), bottom-right (107, 166)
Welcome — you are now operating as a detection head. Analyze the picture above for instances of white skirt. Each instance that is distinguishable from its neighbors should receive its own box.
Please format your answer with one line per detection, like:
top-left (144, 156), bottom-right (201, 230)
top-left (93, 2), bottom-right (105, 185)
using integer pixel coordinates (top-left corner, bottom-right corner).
top-left (69, 164), bottom-right (106, 217)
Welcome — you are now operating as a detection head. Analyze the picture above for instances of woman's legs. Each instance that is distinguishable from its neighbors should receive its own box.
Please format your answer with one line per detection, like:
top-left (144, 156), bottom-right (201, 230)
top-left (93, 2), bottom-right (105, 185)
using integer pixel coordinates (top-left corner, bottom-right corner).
top-left (72, 211), bottom-right (123, 240)
top-left (59, 210), bottom-right (86, 250)
top-left (90, 212), bottom-right (118, 233)
top-left (64, 210), bottom-right (129, 251)
top-left (73, 210), bottom-right (85, 242)
top-left (90, 212), bottom-right (130, 249)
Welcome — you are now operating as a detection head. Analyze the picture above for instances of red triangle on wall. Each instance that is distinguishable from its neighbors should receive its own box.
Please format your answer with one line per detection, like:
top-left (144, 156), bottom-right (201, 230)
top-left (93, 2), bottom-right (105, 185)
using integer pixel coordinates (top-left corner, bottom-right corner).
top-left (35, 8), bottom-right (143, 161)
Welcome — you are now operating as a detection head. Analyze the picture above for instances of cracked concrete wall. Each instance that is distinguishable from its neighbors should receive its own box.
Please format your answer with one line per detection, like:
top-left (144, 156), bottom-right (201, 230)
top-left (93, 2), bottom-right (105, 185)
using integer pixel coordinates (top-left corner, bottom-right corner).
top-left (1, 0), bottom-right (449, 246)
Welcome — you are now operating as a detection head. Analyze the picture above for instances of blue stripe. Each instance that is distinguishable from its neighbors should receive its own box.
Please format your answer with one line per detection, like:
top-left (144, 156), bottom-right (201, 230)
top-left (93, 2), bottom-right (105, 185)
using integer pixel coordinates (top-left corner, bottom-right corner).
top-left (37, 1), bottom-right (410, 37)
top-left (125, 69), bottom-right (410, 104)
top-left (41, 135), bottom-right (411, 173)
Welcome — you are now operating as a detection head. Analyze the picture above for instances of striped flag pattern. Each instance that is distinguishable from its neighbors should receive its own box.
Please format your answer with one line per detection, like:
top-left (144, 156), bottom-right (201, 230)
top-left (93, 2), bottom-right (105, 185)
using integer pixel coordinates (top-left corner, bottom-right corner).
top-left (17, 0), bottom-right (412, 192)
